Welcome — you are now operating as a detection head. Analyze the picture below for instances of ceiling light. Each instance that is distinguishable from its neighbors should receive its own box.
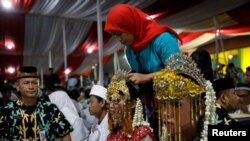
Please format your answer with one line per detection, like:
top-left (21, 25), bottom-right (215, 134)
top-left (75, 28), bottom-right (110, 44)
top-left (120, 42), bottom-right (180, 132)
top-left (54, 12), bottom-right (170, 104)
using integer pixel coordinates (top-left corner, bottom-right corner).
top-left (64, 68), bottom-right (71, 75)
top-left (87, 48), bottom-right (93, 54)
top-left (1, 0), bottom-right (13, 10)
top-left (7, 66), bottom-right (15, 74)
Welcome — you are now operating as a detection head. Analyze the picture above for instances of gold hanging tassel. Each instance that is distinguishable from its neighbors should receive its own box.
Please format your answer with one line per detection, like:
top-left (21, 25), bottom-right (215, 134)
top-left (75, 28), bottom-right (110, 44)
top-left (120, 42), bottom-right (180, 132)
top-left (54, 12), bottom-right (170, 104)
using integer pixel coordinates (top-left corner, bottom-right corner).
top-left (174, 102), bottom-right (177, 140)
top-left (159, 101), bottom-right (163, 140)
top-left (169, 101), bottom-right (172, 141)
top-left (191, 98), bottom-right (194, 126)
top-left (178, 102), bottom-right (181, 141)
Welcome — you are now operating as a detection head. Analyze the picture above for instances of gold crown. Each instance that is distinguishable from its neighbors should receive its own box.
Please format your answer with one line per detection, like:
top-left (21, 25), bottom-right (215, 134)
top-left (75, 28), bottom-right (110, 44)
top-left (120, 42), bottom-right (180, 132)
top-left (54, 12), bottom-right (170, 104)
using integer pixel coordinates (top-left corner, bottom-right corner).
top-left (153, 69), bottom-right (204, 100)
top-left (153, 53), bottom-right (207, 100)
top-left (107, 70), bottom-right (130, 102)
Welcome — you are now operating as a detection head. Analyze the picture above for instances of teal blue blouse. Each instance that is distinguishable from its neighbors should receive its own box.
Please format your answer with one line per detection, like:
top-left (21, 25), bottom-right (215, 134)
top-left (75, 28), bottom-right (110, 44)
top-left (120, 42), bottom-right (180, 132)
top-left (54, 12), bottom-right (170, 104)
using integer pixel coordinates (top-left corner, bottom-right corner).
top-left (125, 32), bottom-right (180, 73)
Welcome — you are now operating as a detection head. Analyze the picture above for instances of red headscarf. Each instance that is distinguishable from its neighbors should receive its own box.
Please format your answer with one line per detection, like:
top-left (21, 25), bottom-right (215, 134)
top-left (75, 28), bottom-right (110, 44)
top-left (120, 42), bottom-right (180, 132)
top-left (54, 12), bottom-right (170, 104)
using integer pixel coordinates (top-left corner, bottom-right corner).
top-left (105, 4), bottom-right (180, 52)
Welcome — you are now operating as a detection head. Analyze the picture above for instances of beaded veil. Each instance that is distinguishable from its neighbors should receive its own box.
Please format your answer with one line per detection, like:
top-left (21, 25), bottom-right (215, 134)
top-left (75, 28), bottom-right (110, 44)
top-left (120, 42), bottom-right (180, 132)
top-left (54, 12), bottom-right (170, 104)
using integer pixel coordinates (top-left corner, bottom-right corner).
top-left (153, 53), bottom-right (216, 141)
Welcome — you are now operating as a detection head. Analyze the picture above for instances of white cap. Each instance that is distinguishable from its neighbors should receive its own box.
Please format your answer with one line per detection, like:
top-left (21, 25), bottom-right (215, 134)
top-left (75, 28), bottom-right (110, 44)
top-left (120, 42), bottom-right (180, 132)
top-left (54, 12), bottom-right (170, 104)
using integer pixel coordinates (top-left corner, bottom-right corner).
top-left (90, 85), bottom-right (107, 101)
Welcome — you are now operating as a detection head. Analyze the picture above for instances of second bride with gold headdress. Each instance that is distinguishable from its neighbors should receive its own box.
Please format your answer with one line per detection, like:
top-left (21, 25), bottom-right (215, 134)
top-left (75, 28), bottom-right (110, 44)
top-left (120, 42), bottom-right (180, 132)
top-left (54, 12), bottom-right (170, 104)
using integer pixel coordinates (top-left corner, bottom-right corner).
top-left (154, 53), bottom-right (216, 141)
top-left (106, 71), bottom-right (156, 141)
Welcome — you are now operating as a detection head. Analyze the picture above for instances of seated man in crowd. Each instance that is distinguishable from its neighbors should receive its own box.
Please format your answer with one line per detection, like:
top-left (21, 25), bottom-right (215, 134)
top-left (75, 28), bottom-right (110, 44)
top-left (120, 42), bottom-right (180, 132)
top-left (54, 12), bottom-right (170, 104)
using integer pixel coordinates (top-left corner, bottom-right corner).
top-left (213, 77), bottom-right (240, 125)
top-left (0, 66), bottom-right (72, 140)
top-left (88, 85), bottom-right (109, 141)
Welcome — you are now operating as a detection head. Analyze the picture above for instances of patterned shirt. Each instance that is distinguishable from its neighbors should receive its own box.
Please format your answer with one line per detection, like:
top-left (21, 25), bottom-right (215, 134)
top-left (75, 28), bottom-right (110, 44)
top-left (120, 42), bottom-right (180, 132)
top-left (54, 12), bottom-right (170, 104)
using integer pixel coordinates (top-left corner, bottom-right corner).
top-left (215, 103), bottom-right (240, 126)
top-left (0, 98), bottom-right (73, 141)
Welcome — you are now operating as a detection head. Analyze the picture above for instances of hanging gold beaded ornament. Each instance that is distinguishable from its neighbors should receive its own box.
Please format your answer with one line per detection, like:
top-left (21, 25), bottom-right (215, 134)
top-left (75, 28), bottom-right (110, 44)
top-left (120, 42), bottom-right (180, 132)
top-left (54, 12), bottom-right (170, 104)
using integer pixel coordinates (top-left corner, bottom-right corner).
top-left (106, 70), bottom-right (133, 137)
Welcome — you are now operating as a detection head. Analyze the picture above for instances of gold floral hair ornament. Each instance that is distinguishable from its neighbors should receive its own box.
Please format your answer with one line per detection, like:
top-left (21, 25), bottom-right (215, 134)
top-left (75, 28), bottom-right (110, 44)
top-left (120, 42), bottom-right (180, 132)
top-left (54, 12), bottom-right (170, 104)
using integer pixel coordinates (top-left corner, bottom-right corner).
top-left (154, 53), bottom-right (216, 141)
top-left (106, 70), bottom-right (130, 102)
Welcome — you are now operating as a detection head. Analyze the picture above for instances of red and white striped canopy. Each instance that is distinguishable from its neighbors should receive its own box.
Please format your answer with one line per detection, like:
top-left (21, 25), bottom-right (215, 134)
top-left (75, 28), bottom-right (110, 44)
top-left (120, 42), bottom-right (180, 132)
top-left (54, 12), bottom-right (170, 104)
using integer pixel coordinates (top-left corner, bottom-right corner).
top-left (1, 0), bottom-right (250, 80)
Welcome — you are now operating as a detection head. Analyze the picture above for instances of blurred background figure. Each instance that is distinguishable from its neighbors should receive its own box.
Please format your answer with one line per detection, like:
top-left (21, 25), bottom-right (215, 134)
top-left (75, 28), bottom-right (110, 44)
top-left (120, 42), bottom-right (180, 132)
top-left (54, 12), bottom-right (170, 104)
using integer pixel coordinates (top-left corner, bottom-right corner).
top-left (49, 90), bottom-right (89, 141)
top-left (46, 73), bottom-right (65, 93)
top-left (191, 50), bottom-right (214, 82)
top-left (226, 62), bottom-right (245, 84)
top-left (0, 84), bottom-right (18, 107)
top-left (245, 66), bottom-right (250, 86)
top-left (235, 83), bottom-right (250, 114)
top-left (104, 72), bottom-right (111, 88)
top-left (66, 76), bottom-right (81, 102)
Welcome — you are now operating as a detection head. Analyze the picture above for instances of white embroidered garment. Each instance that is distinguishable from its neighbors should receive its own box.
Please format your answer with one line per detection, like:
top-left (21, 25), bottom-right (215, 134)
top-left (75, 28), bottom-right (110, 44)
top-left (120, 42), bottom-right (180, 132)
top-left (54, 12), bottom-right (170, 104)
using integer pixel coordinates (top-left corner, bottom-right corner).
top-left (49, 91), bottom-right (89, 141)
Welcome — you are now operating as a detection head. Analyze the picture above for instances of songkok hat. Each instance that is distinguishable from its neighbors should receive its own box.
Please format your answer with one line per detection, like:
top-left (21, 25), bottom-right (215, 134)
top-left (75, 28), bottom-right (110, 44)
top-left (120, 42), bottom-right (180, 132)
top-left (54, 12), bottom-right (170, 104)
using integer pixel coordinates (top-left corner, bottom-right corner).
top-left (17, 66), bottom-right (39, 79)
top-left (212, 77), bottom-right (235, 96)
top-left (90, 85), bottom-right (107, 101)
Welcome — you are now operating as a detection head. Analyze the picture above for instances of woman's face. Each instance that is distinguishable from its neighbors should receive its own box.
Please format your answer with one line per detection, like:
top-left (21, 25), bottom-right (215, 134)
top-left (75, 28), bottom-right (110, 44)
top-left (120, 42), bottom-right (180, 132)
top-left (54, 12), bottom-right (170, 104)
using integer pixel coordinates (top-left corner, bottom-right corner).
top-left (161, 98), bottom-right (201, 141)
top-left (110, 31), bottom-right (134, 46)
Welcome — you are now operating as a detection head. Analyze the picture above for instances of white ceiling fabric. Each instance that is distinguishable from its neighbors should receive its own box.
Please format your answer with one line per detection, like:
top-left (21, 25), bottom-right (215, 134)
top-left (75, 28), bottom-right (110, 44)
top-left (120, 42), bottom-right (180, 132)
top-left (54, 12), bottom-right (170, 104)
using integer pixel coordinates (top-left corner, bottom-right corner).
top-left (24, 15), bottom-right (93, 71)
top-left (23, 0), bottom-right (155, 74)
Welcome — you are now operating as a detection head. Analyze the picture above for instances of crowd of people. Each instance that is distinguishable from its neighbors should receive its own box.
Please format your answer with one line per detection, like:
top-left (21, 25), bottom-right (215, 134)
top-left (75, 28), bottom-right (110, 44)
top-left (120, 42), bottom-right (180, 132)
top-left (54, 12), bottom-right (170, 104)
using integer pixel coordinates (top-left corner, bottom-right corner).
top-left (0, 3), bottom-right (250, 141)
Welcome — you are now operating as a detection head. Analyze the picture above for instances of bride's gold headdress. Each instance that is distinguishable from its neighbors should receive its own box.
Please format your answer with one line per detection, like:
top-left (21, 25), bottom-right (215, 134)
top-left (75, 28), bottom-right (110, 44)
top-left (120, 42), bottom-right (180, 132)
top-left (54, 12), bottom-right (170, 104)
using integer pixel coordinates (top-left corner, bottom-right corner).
top-left (106, 70), bottom-right (130, 102)
top-left (153, 53), bottom-right (216, 141)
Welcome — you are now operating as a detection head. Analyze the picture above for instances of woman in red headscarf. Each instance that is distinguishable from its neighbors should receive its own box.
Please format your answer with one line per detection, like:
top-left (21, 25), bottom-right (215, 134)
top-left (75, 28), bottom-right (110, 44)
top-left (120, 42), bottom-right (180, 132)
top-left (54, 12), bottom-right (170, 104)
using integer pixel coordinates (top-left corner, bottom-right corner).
top-left (105, 4), bottom-right (181, 139)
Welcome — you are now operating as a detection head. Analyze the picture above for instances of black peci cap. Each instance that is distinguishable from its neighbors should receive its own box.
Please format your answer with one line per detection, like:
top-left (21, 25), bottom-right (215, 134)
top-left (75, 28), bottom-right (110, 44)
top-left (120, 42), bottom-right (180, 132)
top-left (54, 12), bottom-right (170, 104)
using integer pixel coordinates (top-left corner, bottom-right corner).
top-left (17, 66), bottom-right (39, 79)
top-left (212, 77), bottom-right (235, 98)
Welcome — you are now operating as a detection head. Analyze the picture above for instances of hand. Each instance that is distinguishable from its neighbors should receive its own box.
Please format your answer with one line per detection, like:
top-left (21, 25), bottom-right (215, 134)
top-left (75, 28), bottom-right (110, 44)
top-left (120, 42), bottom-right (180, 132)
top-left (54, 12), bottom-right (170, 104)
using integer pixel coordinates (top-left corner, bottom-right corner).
top-left (128, 73), bottom-right (148, 84)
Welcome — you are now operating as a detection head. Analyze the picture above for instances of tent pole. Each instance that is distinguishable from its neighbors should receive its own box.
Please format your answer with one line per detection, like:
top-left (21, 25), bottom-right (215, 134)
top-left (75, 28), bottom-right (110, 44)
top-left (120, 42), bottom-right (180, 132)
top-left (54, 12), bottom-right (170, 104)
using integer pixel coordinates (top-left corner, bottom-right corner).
top-left (40, 68), bottom-right (44, 89)
top-left (49, 50), bottom-right (52, 69)
top-left (62, 20), bottom-right (68, 81)
top-left (97, 0), bottom-right (104, 86)
top-left (213, 16), bottom-right (219, 70)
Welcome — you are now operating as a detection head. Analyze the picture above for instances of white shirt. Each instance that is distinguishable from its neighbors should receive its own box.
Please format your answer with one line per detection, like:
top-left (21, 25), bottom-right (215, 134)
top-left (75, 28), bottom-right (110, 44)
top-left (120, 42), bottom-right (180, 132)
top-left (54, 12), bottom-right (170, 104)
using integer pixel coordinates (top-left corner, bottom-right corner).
top-left (49, 91), bottom-right (89, 141)
top-left (89, 114), bottom-right (109, 141)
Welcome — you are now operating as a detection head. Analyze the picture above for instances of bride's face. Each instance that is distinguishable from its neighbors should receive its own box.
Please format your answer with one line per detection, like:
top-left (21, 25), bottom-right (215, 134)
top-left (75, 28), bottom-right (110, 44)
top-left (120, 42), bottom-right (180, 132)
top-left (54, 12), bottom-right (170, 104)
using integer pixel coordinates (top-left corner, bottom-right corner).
top-left (109, 95), bottom-right (126, 126)
top-left (161, 98), bottom-right (201, 141)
